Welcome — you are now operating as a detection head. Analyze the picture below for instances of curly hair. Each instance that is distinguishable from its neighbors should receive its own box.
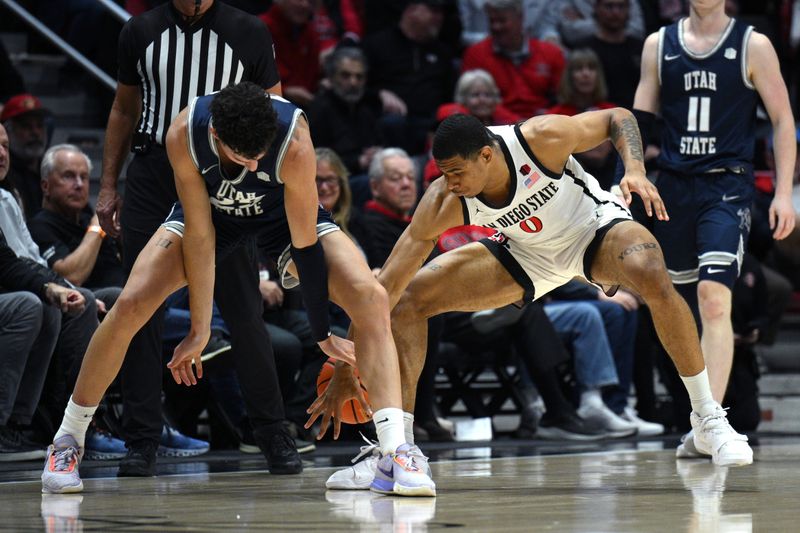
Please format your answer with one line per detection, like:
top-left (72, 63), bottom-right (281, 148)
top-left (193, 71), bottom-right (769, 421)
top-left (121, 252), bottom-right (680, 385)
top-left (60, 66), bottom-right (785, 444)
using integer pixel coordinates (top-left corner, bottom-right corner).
top-left (210, 81), bottom-right (278, 159)
top-left (432, 113), bottom-right (492, 161)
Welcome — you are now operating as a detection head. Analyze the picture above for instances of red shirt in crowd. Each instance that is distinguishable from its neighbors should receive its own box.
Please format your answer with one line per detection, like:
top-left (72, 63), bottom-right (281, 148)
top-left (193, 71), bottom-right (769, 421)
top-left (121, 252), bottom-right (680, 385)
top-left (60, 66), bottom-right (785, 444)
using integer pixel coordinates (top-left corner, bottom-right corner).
top-left (462, 38), bottom-right (565, 119)
top-left (260, 4), bottom-right (320, 94)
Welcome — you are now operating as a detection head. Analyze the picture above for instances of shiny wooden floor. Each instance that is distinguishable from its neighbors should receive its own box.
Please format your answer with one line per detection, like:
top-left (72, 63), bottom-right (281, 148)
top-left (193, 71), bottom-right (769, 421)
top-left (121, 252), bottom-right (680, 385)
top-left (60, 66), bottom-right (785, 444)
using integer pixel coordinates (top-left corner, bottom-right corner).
top-left (3, 436), bottom-right (799, 532)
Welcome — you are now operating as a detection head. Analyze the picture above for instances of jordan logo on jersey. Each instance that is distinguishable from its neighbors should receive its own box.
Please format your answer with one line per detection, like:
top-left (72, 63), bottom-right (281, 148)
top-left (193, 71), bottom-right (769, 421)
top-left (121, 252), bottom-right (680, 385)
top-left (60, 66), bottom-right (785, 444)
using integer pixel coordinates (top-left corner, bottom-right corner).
top-left (211, 180), bottom-right (265, 217)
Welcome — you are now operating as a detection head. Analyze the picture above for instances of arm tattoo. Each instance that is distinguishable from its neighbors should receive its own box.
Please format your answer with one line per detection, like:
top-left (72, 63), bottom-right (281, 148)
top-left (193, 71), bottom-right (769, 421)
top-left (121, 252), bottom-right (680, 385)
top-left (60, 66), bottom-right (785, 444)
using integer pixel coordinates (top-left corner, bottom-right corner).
top-left (610, 116), bottom-right (644, 163)
top-left (618, 242), bottom-right (657, 261)
top-left (156, 237), bottom-right (173, 249)
top-left (427, 263), bottom-right (442, 271)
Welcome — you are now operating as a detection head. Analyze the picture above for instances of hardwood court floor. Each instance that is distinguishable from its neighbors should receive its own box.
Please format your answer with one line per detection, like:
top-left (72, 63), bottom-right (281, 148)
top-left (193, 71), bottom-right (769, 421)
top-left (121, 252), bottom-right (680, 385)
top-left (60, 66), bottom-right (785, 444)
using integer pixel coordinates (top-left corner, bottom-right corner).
top-left (2, 436), bottom-right (799, 532)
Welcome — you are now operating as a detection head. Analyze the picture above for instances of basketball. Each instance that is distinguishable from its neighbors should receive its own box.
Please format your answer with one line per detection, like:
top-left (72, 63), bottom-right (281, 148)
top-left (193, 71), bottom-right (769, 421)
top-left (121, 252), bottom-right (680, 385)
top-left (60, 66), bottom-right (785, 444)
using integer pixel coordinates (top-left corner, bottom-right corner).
top-left (316, 358), bottom-right (371, 424)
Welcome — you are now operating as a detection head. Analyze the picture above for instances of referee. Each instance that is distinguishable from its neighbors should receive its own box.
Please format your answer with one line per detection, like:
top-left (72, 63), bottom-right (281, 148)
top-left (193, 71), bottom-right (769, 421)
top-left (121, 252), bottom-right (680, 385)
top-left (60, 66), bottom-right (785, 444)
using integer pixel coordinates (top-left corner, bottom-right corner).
top-left (95, 0), bottom-right (301, 476)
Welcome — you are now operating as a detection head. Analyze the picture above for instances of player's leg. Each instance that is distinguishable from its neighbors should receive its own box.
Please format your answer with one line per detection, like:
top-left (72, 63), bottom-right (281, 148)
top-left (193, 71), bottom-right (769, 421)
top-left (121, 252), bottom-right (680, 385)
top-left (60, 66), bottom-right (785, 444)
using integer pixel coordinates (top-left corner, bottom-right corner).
top-left (318, 230), bottom-right (434, 496)
top-left (589, 220), bottom-right (752, 466)
top-left (72, 227), bottom-right (187, 406)
top-left (42, 227), bottom-right (188, 493)
top-left (695, 176), bottom-right (752, 402)
top-left (390, 240), bottom-right (527, 417)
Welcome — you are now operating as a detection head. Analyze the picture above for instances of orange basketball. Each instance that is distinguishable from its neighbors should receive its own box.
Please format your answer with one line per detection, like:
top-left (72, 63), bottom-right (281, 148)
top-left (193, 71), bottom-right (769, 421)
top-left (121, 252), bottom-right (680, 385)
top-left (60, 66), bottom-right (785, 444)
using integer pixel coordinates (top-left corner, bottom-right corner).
top-left (316, 358), bottom-right (371, 424)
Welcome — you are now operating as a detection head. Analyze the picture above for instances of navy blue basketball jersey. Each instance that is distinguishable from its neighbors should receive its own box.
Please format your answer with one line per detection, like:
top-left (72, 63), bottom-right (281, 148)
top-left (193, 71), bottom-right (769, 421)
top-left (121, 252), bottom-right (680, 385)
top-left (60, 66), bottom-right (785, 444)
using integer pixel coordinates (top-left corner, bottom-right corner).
top-left (185, 92), bottom-right (305, 225)
top-left (657, 18), bottom-right (757, 175)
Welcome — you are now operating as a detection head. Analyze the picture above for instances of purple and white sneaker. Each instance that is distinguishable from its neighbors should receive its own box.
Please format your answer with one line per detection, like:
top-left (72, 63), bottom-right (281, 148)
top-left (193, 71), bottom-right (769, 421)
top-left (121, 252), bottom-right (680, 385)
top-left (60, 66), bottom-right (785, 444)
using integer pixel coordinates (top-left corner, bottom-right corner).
top-left (370, 443), bottom-right (436, 497)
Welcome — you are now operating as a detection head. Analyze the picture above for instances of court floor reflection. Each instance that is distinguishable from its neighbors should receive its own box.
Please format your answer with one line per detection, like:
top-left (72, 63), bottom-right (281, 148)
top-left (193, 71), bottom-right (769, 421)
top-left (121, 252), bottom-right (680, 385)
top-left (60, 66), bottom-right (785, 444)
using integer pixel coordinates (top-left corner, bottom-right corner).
top-left (2, 436), bottom-right (798, 532)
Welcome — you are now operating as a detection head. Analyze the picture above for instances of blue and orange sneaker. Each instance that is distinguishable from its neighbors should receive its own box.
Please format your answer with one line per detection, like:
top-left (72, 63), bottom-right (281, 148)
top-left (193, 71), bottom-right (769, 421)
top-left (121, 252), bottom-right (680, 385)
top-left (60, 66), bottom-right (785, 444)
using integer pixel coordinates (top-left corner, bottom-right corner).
top-left (41, 435), bottom-right (83, 494)
top-left (370, 443), bottom-right (436, 497)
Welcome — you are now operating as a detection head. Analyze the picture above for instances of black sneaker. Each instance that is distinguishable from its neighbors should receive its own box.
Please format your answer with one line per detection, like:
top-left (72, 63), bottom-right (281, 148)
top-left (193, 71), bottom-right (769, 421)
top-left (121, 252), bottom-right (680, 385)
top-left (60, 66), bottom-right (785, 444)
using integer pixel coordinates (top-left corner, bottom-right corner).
top-left (417, 420), bottom-right (454, 442)
top-left (117, 440), bottom-right (158, 477)
top-left (536, 411), bottom-right (607, 441)
top-left (283, 421), bottom-right (316, 454)
top-left (200, 334), bottom-right (232, 363)
top-left (0, 427), bottom-right (46, 461)
top-left (253, 427), bottom-right (303, 475)
top-left (511, 421), bottom-right (537, 440)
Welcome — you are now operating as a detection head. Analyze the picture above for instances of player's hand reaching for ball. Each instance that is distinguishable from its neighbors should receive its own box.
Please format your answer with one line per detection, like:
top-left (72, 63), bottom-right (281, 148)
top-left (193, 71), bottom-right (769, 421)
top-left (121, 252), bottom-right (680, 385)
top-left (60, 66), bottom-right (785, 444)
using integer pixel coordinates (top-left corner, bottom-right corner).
top-left (318, 334), bottom-right (356, 367)
top-left (167, 330), bottom-right (208, 386)
top-left (305, 363), bottom-right (371, 440)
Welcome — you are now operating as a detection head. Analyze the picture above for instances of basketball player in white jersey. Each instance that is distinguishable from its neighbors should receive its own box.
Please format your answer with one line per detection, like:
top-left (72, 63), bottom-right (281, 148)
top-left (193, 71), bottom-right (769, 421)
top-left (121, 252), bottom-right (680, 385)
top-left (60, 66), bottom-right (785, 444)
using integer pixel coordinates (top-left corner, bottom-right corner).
top-left (311, 110), bottom-right (752, 483)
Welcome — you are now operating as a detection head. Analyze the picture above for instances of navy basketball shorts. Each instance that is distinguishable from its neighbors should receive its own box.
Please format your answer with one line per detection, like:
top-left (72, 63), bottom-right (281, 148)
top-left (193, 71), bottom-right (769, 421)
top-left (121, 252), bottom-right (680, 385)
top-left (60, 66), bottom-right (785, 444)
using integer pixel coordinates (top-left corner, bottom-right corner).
top-left (161, 202), bottom-right (339, 266)
top-left (652, 171), bottom-right (754, 289)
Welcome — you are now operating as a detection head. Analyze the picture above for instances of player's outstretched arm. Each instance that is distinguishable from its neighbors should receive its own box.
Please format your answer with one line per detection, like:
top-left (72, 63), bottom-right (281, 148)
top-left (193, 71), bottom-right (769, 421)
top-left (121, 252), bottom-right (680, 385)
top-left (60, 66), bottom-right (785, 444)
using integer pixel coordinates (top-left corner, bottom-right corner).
top-left (378, 177), bottom-right (466, 309)
top-left (282, 117), bottom-right (355, 366)
top-left (748, 31), bottom-right (797, 240)
top-left (165, 111), bottom-right (215, 386)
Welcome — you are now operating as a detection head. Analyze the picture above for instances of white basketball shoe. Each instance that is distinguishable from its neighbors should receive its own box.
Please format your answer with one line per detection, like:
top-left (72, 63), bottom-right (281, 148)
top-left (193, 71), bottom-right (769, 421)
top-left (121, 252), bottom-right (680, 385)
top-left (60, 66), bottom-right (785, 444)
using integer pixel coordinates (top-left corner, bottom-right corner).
top-left (691, 405), bottom-right (753, 467)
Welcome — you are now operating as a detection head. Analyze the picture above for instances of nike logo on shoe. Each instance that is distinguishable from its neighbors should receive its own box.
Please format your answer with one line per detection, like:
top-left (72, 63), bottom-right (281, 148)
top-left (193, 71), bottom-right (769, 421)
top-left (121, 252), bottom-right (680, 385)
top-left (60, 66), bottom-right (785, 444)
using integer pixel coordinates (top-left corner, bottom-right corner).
top-left (377, 465), bottom-right (394, 477)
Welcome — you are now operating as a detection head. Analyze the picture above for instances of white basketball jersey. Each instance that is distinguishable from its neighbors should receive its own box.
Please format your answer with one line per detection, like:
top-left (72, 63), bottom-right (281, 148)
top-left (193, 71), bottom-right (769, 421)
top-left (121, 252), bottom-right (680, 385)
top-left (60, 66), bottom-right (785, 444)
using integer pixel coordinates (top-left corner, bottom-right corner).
top-left (462, 124), bottom-right (628, 250)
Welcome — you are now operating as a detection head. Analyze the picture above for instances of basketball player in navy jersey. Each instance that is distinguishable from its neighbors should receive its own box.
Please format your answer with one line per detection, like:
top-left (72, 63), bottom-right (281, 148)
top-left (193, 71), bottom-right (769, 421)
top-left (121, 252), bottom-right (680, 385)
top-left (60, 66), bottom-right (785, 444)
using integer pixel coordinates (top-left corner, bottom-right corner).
top-left (631, 0), bottom-right (796, 459)
top-left (41, 82), bottom-right (435, 496)
top-left (312, 110), bottom-right (753, 492)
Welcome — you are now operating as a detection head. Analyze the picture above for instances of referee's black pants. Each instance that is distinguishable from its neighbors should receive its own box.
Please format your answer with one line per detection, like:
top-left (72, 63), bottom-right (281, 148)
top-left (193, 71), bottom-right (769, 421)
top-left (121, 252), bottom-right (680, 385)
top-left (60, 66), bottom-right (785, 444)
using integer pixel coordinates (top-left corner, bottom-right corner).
top-left (119, 147), bottom-right (285, 447)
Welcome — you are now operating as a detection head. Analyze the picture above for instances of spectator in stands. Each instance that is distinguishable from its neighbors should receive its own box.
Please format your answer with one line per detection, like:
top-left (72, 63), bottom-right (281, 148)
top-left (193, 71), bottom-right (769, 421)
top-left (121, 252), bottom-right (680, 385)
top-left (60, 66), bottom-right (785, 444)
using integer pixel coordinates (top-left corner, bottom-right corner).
top-left (261, 0), bottom-right (322, 108)
top-left (29, 145), bottom-right (124, 295)
top-left (439, 69), bottom-right (518, 127)
top-left (307, 47), bottom-right (383, 207)
top-left (553, 0), bottom-right (646, 49)
top-left (572, 0), bottom-right (644, 110)
top-left (461, 0), bottom-right (565, 119)
top-left (0, 123), bottom-right (100, 452)
top-left (549, 279), bottom-right (665, 436)
top-left (315, 147), bottom-right (362, 243)
top-left (542, 299), bottom-right (639, 437)
top-left (423, 70), bottom-right (517, 188)
top-left (1, 94), bottom-right (50, 220)
top-left (362, 0), bottom-right (455, 155)
top-left (0, 227), bottom-right (86, 461)
top-left (459, 0), bottom-right (562, 46)
top-left (350, 148), bottom-right (418, 267)
top-left (547, 49), bottom-right (616, 189)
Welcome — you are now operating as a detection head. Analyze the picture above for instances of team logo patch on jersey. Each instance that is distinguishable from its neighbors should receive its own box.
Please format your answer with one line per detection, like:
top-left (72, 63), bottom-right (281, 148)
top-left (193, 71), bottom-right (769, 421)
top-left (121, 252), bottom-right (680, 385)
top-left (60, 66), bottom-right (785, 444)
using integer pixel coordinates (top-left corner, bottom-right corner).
top-left (487, 232), bottom-right (508, 245)
top-left (724, 47), bottom-right (737, 60)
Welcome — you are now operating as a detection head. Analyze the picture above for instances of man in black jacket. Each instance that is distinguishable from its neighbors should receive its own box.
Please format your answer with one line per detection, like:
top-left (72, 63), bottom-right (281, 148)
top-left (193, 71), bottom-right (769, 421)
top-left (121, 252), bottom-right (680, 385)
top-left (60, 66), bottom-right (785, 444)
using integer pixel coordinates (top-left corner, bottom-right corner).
top-left (0, 227), bottom-right (88, 460)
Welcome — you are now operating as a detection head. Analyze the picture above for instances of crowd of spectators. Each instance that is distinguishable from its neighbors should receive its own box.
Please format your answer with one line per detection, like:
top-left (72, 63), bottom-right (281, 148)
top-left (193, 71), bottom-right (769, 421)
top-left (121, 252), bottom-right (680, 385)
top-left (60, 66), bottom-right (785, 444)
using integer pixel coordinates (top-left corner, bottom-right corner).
top-left (1, 0), bottom-right (799, 460)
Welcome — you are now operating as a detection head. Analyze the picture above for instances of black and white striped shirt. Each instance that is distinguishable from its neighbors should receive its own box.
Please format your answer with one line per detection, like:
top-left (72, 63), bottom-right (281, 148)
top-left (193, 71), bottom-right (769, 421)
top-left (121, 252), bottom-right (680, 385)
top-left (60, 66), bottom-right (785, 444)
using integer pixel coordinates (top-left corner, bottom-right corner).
top-left (118, 1), bottom-right (279, 146)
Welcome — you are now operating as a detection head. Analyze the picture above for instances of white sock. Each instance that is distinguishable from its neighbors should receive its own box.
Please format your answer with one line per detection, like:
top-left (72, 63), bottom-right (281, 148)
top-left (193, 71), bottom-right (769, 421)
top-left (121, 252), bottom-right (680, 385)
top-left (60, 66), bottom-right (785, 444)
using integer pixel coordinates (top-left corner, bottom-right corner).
top-left (403, 412), bottom-right (415, 445)
top-left (54, 396), bottom-right (97, 448)
top-left (580, 389), bottom-right (604, 410)
top-left (373, 407), bottom-right (406, 455)
top-left (681, 368), bottom-right (717, 417)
